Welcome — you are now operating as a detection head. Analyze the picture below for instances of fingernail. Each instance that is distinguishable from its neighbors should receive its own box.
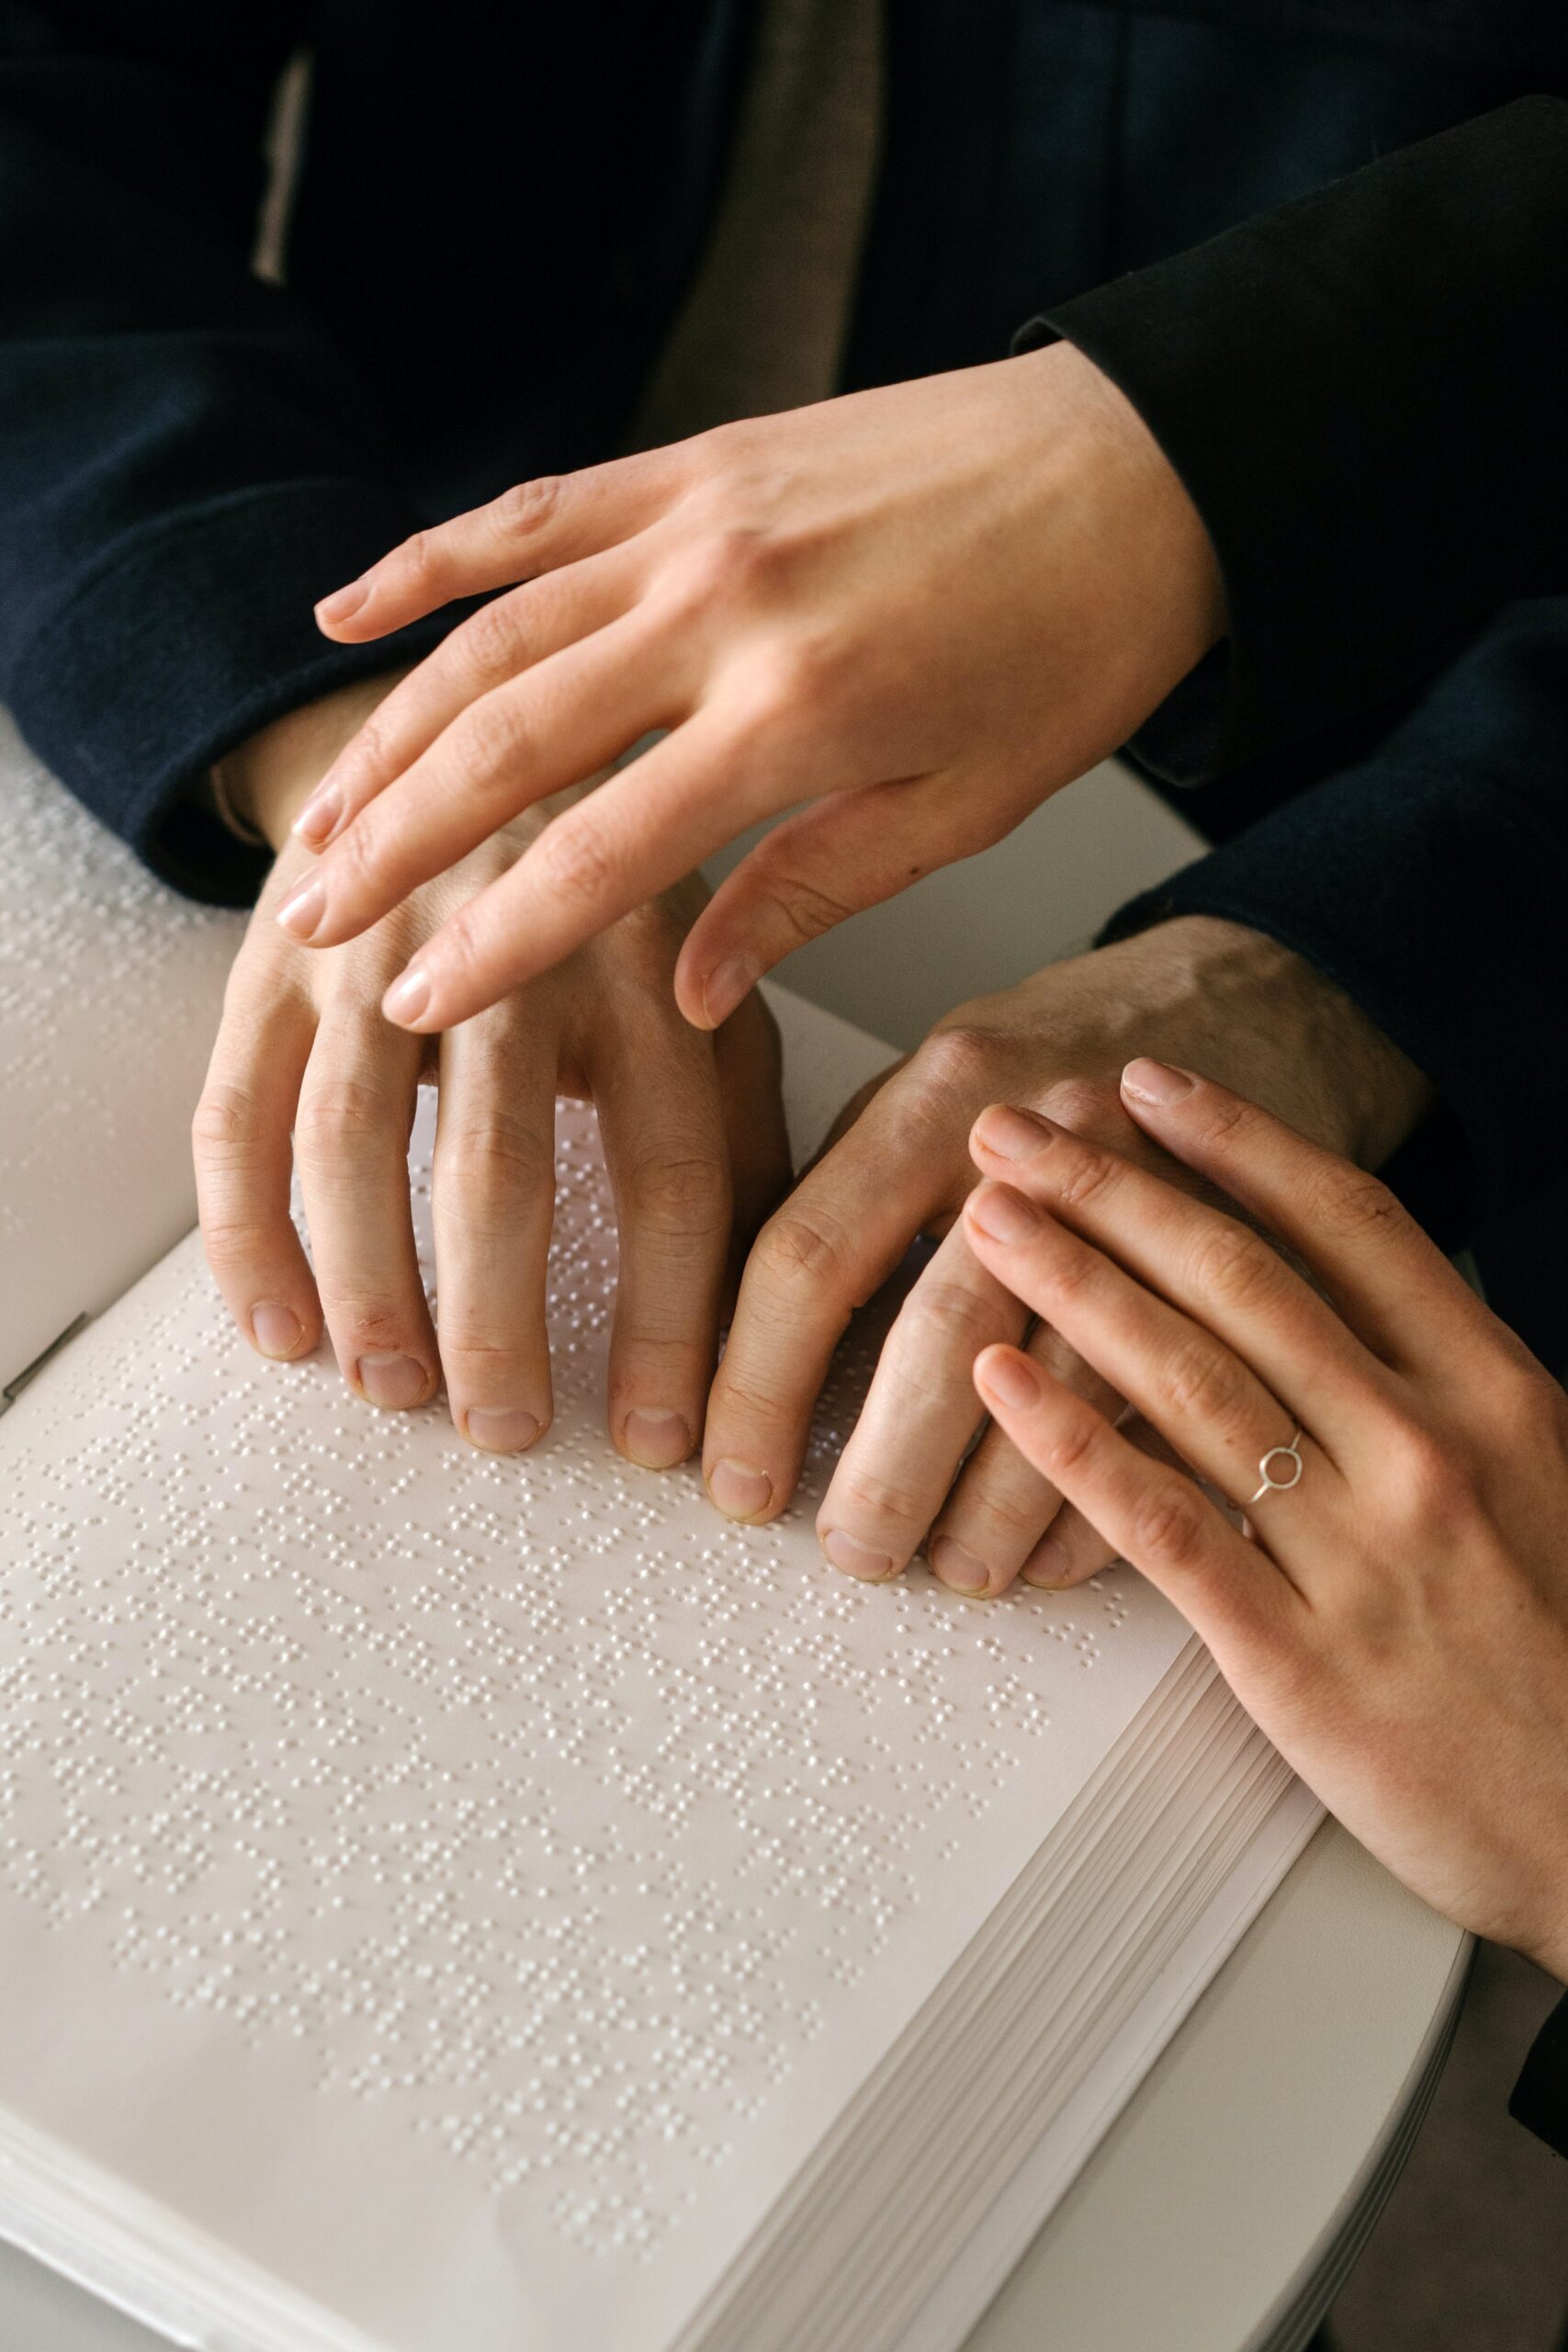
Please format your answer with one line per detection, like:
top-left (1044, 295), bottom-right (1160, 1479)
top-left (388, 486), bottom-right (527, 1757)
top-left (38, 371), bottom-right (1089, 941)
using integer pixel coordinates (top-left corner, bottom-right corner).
top-left (251, 1301), bottom-right (305, 1360)
top-left (976, 1347), bottom-right (1041, 1413)
top-left (702, 956), bottom-right (760, 1029)
top-left (819, 1526), bottom-right (897, 1582)
top-left (355, 1351), bottom-right (430, 1409)
top-left (315, 580), bottom-right (368, 628)
top-left (1021, 1528), bottom-right (1072, 1589)
top-left (973, 1104), bottom-right (1053, 1162)
top-left (292, 782), bottom-right (344, 848)
top-left (1122, 1057), bottom-right (1195, 1106)
top-left (383, 967), bottom-right (432, 1027)
top-left (464, 1406), bottom-right (542, 1453)
top-left (929, 1533), bottom-right (990, 1593)
top-left (275, 877), bottom-right (327, 942)
top-left (622, 1408), bottom-right (693, 1469)
top-left (707, 1458), bottom-right (773, 1520)
top-left (966, 1182), bottom-right (1040, 1246)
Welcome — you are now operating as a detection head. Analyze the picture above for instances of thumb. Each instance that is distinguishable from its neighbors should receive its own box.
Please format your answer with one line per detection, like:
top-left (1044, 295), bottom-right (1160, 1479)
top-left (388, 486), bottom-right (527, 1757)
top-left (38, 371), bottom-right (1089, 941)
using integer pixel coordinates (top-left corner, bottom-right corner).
top-left (676, 769), bottom-right (992, 1028)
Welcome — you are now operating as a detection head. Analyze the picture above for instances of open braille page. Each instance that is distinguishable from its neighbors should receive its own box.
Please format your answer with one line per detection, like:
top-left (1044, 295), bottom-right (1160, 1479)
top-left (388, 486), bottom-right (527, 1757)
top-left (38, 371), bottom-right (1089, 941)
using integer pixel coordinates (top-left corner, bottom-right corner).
top-left (0, 1051), bottom-right (1246, 2352)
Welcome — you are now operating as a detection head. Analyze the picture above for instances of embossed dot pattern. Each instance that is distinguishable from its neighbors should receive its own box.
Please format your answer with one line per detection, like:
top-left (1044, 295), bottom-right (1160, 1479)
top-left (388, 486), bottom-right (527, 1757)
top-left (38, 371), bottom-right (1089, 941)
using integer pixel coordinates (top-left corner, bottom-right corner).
top-left (0, 857), bottom-right (1144, 2278)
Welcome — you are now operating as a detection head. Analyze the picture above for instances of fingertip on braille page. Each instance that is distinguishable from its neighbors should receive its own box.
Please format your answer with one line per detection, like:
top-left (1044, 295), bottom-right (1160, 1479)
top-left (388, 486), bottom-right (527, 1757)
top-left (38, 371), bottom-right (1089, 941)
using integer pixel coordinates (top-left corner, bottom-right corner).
top-left (706, 1457), bottom-right (773, 1520)
top-left (1021, 1527), bottom-right (1073, 1589)
top-left (818, 1526), bottom-right (897, 1583)
top-left (928, 1533), bottom-right (990, 1595)
top-left (464, 1407), bottom-right (543, 1455)
top-left (250, 1302), bottom-right (306, 1361)
top-left (621, 1409), bottom-right (694, 1470)
top-left (1121, 1057), bottom-right (1195, 1105)
top-left (355, 1351), bottom-right (433, 1410)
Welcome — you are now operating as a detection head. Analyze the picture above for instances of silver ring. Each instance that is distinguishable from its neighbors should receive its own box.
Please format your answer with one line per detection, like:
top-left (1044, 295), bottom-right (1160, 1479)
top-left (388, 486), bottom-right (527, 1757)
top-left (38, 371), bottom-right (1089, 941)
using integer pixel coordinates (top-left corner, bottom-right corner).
top-left (1249, 1428), bottom-right (1304, 1505)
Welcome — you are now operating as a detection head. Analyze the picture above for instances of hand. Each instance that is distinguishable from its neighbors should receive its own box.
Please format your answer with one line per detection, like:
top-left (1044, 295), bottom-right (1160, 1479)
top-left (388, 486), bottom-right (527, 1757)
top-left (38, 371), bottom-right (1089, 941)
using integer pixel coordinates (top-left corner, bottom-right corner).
top-left (701, 917), bottom-right (1432, 1597)
top-left (195, 684), bottom-right (790, 1458)
top-left (275, 344), bottom-right (1224, 1031)
top-left (960, 1065), bottom-right (1568, 1984)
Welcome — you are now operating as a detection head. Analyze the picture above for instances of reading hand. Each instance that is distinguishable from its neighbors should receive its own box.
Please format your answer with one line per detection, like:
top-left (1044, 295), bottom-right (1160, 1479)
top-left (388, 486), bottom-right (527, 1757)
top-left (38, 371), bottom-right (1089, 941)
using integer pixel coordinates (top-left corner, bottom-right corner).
top-left (278, 344), bottom-right (1224, 1033)
top-left (963, 1067), bottom-right (1568, 1985)
top-left (194, 679), bottom-right (790, 1459)
top-left (701, 918), bottom-right (1433, 1592)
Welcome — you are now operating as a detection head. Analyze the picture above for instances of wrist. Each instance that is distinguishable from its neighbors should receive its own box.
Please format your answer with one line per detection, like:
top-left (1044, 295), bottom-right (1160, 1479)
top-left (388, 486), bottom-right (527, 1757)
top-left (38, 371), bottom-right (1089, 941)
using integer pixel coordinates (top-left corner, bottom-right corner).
top-left (214, 668), bottom-right (412, 854)
top-left (1024, 340), bottom-right (1228, 662)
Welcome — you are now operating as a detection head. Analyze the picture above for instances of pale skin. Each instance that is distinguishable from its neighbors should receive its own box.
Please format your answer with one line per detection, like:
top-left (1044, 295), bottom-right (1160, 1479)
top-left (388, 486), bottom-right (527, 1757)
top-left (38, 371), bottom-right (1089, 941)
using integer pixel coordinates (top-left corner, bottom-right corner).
top-left (194, 674), bottom-right (791, 1459)
top-left (271, 343), bottom-right (1226, 1033)
top-left (957, 1065), bottom-right (1568, 1986)
top-left (701, 915), bottom-right (1433, 1591)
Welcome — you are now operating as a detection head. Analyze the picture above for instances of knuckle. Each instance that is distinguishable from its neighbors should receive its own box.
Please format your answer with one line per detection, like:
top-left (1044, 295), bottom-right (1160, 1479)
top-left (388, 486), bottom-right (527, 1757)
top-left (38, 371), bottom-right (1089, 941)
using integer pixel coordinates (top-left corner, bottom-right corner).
top-left (540, 816), bottom-right (617, 910)
top-left (626, 1150), bottom-right (729, 1233)
top-left (191, 1081), bottom-right (261, 1164)
top-left (1038, 1410), bottom-right (1099, 1483)
top-left (393, 526), bottom-right (438, 592)
top-left (459, 592), bottom-right (527, 677)
top-left (495, 473), bottom-right (563, 540)
top-left (753, 1209), bottom-right (846, 1295)
top-left (902, 1277), bottom-right (1001, 1354)
top-left (436, 1113), bottom-right (553, 1204)
top-left (917, 1024), bottom-right (1002, 1105)
top-left (832, 1463), bottom-right (931, 1532)
top-left (1130, 1482), bottom-right (1207, 1569)
top-left (317, 1290), bottom-right (416, 1353)
top-left (294, 1075), bottom-right (390, 1163)
top-left (1385, 1419), bottom-right (1476, 1526)
top-left (1305, 1161), bottom-right (1405, 1247)
top-left (1039, 1075), bottom-right (1120, 1139)
top-left (198, 1212), bottom-right (276, 1272)
top-left (1189, 1222), bottom-right (1283, 1315)
top-left (1159, 1334), bottom-right (1245, 1425)
top-left (1048, 1139), bottom-right (1121, 1215)
top-left (760, 866), bottom-right (858, 952)
top-left (457, 691), bottom-right (528, 777)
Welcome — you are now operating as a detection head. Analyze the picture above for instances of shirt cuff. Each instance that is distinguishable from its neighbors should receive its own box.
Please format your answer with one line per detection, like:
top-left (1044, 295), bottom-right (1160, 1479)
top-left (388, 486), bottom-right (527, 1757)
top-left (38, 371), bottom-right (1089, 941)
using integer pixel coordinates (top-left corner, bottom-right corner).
top-left (6, 478), bottom-right (462, 907)
top-left (1510, 1992), bottom-right (1568, 2158)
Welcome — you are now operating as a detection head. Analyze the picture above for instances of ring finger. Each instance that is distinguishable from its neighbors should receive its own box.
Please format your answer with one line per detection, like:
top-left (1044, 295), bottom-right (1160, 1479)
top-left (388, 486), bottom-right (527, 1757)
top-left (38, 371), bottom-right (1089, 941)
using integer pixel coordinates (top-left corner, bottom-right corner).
top-left (294, 1004), bottom-right (439, 1411)
top-left (961, 1180), bottom-right (1344, 1524)
top-left (432, 997), bottom-right (560, 1453)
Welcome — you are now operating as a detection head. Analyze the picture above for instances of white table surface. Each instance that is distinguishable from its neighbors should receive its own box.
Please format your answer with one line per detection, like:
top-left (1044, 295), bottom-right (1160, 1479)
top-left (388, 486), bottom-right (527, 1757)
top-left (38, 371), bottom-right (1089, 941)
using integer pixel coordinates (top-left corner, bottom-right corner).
top-left (0, 760), bottom-right (1469, 2348)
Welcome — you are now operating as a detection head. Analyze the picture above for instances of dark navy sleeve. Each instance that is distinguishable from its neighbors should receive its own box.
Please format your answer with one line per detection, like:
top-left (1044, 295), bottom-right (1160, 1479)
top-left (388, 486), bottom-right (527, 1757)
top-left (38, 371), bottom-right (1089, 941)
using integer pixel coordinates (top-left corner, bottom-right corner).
top-left (0, 6), bottom-right (457, 903)
top-left (1511, 1991), bottom-right (1568, 2158)
top-left (1015, 99), bottom-right (1568, 784)
top-left (1100, 603), bottom-right (1568, 1244)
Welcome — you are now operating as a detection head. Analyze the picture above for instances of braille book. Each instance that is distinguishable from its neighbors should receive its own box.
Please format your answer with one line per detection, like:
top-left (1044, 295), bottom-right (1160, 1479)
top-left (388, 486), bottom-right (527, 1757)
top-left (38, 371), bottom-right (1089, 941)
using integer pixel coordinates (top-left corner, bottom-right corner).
top-left (0, 725), bottom-right (1319, 2352)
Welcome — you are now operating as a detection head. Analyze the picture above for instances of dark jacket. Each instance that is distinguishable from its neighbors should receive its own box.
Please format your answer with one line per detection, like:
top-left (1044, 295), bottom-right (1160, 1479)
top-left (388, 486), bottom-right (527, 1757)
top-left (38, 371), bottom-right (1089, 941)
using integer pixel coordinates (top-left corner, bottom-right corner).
top-left (0, 0), bottom-right (1565, 2148)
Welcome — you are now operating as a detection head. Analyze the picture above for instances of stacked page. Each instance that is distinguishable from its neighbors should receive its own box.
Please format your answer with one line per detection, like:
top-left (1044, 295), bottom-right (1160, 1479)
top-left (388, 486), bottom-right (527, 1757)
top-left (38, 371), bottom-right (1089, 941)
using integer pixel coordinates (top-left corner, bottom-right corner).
top-left (0, 729), bottom-right (1318, 2351)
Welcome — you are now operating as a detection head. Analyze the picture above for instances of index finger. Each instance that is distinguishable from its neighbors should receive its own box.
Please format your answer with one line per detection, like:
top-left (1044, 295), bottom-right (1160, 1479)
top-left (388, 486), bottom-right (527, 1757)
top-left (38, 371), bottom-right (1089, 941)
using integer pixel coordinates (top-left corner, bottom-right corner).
top-left (703, 1071), bottom-right (964, 1523)
top-left (314, 450), bottom-right (682, 640)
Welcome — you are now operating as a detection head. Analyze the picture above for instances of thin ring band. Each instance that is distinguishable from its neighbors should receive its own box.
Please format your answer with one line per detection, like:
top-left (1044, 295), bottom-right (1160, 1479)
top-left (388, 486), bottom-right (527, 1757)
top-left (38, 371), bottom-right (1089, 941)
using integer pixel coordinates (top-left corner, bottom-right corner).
top-left (1250, 1427), bottom-right (1305, 1506)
